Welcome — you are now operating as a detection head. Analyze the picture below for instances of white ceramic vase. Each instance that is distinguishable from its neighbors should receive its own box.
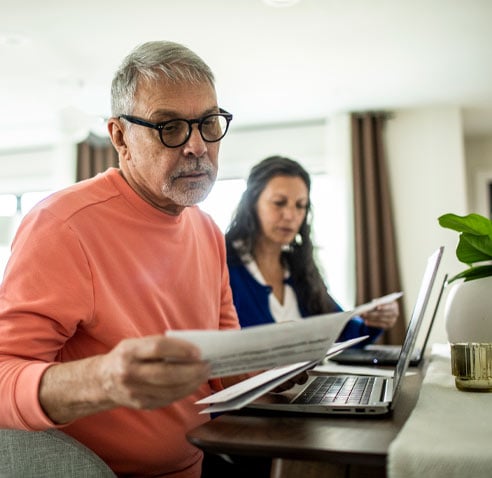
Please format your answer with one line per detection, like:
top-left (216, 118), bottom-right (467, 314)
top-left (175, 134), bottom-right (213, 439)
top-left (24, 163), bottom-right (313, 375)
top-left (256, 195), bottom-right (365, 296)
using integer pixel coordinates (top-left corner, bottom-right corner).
top-left (445, 275), bottom-right (492, 343)
top-left (444, 275), bottom-right (492, 391)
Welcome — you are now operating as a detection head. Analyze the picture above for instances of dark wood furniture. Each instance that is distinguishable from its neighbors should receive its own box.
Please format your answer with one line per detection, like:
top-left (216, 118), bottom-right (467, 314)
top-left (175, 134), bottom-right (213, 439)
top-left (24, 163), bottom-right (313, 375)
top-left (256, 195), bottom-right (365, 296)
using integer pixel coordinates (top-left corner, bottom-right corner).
top-left (188, 366), bottom-right (426, 478)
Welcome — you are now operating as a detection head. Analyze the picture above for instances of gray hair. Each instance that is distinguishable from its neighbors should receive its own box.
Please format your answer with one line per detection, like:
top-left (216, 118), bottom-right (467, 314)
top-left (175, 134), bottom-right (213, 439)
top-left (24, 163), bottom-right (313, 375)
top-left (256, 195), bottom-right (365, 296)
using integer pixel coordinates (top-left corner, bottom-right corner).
top-left (110, 41), bottom-right (215, 117)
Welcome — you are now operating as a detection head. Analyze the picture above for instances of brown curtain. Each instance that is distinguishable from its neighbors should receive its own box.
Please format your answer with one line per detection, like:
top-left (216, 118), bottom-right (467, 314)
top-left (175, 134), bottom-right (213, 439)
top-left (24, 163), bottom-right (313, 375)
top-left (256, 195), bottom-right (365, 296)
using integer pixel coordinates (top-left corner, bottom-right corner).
top-left (351, 112), bottom-right (406, 345)
top-left (76, 133), bottom-right (119, 181)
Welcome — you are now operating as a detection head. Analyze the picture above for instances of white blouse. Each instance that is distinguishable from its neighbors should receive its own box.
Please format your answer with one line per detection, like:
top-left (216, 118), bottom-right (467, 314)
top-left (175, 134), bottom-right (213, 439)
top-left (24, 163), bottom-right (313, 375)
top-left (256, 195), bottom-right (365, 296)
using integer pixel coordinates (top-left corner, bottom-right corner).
top-left (244, 258), bottom-right (302, 323)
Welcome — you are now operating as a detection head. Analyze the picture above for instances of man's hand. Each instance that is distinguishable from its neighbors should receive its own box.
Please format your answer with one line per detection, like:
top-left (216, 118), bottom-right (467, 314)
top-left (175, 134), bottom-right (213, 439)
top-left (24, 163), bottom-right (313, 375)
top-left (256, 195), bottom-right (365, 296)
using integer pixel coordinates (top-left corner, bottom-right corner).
top-left (39, 335), bottom-right (211, 424)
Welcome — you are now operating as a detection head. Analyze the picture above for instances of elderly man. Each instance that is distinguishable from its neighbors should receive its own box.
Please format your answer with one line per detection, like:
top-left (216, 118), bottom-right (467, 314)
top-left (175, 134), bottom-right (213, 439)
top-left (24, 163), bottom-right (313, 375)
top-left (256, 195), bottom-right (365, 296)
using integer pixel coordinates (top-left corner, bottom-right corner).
top-left (0, 40), bottom-right (238, 478)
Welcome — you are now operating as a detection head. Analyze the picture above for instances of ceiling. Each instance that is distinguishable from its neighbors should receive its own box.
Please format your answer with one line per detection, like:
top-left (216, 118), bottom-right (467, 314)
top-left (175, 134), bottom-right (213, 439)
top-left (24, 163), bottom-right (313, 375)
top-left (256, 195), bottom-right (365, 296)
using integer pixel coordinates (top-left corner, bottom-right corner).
top-left (2, 0), bottom-right (492, 147)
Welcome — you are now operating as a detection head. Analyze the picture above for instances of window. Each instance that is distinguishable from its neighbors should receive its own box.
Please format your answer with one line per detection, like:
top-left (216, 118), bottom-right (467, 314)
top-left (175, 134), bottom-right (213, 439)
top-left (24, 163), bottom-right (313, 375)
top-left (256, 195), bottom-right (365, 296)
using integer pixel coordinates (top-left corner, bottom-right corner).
top-left (0, 194), bottom-right (17, 278)
top-left (21, 191), bottom-right (54, 214)
top-left (199, 178), bottom-right (246, 232)
top-left (0, 190), bottom-right (54, 279)
top-left (0, 194), bottom-right (17, 216)
top-left (310, 174), bottom-right (353, 309)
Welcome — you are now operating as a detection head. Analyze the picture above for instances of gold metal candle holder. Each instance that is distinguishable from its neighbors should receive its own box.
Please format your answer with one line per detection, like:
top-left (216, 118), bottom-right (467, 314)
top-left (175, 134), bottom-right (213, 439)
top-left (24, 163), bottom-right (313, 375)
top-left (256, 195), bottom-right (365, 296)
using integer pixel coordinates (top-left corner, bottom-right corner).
top-left (450, 343), bottom-right (492, 391)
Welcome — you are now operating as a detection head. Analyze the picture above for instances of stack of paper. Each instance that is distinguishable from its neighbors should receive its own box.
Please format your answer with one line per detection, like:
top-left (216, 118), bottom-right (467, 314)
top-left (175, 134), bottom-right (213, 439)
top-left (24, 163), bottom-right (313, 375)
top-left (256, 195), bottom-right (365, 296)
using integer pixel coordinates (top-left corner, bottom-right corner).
top-left (167, 292), bottom-right (402, 413)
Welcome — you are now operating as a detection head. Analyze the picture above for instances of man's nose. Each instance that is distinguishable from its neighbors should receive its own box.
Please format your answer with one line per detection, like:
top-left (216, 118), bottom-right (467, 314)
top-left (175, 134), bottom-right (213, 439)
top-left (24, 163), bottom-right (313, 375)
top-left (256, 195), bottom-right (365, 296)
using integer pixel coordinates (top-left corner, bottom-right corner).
top-left (183, 125), bottom-right (207, 157)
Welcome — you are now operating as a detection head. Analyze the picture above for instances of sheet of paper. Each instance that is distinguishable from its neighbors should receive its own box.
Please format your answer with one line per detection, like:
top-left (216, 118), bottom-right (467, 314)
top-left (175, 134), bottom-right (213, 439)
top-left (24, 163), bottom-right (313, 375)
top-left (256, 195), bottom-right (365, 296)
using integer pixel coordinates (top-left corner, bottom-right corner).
top-left (196, 336), bottom-right (369, 414)
top-left (197, 336), bottom-right (367, 405)
top-left (199, 360), bottom-right (316, 414)
top-left (168, 310), bottom-right (352, 377)
top-left (312, 362), bottom-right (396, 378)
top-left (324, 336), bottom-right (369, 357)
top-left (167, 292), bottom-right (402, 378)
top-left (353, 291), bottom-right (403, 316)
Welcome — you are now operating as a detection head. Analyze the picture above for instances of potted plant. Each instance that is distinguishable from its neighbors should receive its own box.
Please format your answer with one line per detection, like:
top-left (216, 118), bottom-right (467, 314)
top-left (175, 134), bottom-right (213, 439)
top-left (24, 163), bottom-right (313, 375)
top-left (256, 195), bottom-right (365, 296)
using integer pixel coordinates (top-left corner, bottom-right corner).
top-left (438, 213), bottom-right (492, 283)
top-left (438, 212), bottom-right (492, 391)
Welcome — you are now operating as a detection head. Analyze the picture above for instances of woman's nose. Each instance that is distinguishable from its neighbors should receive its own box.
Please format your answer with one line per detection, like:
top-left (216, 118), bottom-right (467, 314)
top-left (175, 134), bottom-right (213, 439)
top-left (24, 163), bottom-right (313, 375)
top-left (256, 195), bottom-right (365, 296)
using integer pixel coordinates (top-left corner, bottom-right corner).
top-left (282, 205), bottom-right (296, 219)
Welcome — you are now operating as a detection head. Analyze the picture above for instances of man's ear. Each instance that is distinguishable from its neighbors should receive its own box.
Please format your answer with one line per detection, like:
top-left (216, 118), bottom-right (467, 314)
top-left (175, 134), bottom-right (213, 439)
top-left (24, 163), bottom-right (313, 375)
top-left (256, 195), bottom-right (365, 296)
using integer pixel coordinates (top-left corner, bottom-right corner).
top-left (107, 118), bottom-right (129, 159)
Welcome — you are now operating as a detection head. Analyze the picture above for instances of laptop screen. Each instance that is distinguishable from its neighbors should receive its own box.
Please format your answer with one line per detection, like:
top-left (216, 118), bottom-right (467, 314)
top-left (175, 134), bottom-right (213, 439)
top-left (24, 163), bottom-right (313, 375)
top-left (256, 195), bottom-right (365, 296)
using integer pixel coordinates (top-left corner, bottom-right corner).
top-left (391, 246), bottom-right (444, 407)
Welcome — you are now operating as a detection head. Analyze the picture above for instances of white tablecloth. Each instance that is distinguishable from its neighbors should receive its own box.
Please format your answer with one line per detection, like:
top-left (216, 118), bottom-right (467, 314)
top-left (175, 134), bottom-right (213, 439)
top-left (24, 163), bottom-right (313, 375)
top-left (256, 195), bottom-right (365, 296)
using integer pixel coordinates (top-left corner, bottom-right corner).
top-left (387, 343), bottom-right (492, 478)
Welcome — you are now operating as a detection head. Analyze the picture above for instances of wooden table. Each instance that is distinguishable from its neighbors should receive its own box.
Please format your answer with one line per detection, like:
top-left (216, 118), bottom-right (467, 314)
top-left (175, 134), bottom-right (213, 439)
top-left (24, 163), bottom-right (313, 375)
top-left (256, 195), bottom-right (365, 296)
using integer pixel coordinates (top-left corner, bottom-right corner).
top-left (187, 367), bottom-right (425, 478)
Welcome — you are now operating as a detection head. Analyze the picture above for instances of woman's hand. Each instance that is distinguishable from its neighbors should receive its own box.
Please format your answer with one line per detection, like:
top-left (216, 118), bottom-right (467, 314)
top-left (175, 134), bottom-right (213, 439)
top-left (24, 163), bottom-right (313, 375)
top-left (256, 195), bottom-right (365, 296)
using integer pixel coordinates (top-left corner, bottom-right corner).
top-left (360, 301), bottom-right (399, 330)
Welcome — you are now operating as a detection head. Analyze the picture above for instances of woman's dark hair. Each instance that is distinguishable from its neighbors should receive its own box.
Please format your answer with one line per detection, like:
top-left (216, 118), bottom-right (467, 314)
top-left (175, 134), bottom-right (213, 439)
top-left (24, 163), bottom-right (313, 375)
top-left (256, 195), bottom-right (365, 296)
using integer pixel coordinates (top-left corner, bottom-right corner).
top-left (225, 155), bottom-right (339, 315)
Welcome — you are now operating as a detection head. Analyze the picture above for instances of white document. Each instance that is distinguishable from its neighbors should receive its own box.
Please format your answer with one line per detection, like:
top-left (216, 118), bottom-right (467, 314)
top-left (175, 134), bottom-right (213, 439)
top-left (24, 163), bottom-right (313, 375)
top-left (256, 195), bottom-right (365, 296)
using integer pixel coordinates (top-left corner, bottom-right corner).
top-left (198, 360), bottom-right (316, 414)
top-left (352, 291), bottom-right (403, 316)
top-left (168, 310), bottom-right (352, 378)
top-left (167, 292), bottom-right (402, 379)
top-left (312, 362), bottom-right (396, 378)
top-left (196, 336), bottom-right (368, 414)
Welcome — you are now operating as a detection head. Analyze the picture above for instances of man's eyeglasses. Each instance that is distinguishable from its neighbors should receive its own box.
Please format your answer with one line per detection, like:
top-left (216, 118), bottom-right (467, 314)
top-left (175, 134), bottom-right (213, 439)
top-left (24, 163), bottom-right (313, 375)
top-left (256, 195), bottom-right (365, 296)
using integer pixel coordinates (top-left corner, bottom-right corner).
top-left (119, 108), bottom-right (233, 148)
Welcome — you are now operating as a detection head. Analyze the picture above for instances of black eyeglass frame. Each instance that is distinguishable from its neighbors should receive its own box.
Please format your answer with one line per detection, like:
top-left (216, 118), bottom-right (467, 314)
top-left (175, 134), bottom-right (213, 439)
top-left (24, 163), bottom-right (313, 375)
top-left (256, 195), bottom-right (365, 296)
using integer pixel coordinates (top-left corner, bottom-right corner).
top-left (119, 108), bottom-right (233, 148)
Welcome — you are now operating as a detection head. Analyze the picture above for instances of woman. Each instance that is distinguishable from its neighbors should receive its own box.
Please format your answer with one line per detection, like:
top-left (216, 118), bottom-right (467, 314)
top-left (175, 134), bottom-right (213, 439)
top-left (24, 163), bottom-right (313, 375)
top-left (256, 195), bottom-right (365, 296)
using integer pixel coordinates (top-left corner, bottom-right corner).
top-left (225, 155), bottom-right (398, 345)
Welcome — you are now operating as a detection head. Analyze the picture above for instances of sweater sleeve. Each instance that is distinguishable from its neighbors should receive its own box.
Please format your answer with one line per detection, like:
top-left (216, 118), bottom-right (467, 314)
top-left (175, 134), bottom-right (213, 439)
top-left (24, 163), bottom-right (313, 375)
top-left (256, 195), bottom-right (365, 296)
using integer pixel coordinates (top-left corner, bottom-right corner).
top-left (0, 209), bottom-right (94, 429)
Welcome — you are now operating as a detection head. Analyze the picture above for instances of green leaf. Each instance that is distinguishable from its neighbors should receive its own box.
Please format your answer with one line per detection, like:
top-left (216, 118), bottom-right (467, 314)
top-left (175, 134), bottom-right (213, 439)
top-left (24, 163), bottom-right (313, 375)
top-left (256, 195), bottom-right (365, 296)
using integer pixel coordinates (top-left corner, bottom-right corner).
top-left (456, 233), bottom-right (492, 265)
top-left (448, 264), bottom-right (492, 283)
top-left (438, 213), bottom-right (492, 237)
top-left (439, 213), bottom-right (492, 280)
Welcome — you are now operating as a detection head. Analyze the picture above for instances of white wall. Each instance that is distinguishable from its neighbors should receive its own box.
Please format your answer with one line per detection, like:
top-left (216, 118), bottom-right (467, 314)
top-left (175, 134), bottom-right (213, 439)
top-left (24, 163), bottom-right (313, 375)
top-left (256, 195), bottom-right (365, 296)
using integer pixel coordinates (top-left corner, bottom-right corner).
top-left (465, 136), bottom-right (492, 217)
top-left (385, 106), bottom-right (468, 344)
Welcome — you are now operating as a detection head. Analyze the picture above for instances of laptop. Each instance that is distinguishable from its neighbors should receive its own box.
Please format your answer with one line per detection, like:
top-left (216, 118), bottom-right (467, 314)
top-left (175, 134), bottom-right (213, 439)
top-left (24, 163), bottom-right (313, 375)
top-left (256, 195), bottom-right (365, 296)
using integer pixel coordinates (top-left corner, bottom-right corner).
top-left (246, 246), bottom-right (443, 416)
top-left (329, 272), bottom-right (448, 367)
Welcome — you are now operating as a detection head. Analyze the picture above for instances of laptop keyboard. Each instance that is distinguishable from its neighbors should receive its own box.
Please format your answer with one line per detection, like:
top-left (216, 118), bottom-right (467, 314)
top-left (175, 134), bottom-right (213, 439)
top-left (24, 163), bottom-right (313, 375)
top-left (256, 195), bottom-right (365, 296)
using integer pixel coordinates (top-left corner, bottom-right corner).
top-left (293, 376), bottom-right (375, 405)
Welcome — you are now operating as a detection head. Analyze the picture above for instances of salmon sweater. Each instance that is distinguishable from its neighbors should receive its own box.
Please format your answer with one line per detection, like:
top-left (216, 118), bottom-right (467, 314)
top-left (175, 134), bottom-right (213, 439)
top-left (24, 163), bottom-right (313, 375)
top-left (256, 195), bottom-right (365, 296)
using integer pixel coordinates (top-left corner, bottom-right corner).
top-left (0, 168), bottom-right (239, 477)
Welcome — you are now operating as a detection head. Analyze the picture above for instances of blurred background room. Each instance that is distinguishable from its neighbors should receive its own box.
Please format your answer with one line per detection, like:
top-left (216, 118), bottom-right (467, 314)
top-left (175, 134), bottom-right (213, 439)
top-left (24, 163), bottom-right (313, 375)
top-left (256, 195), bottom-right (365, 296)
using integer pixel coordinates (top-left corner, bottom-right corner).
top-left (1, 0), bottom-right (492, 345)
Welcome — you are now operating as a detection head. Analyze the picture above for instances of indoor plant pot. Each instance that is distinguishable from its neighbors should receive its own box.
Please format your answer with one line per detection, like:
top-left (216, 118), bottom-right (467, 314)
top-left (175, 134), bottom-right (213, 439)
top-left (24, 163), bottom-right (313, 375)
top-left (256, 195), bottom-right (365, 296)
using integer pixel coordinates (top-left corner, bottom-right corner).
top-left (438, 213), bottom-right (492, 391)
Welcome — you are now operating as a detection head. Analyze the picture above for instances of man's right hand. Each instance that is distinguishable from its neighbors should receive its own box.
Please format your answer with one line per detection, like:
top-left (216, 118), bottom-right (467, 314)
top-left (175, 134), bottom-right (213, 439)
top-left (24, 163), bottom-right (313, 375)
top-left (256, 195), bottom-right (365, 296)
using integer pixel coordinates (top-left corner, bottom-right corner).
top-left (39, 335), bottom-right (211, 424)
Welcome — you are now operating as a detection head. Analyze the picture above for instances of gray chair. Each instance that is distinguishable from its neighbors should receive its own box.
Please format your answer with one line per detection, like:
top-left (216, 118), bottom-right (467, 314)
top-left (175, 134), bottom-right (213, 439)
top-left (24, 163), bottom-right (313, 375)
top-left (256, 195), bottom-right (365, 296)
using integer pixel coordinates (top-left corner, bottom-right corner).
top-left (0, 428), bottom-right (116, 477)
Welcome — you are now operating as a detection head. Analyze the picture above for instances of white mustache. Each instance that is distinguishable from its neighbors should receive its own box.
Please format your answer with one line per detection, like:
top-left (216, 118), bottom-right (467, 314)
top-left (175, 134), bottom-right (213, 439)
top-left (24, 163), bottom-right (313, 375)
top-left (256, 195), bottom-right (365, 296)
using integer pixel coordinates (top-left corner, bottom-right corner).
top-left (172, 161), bottom-right (214, 178)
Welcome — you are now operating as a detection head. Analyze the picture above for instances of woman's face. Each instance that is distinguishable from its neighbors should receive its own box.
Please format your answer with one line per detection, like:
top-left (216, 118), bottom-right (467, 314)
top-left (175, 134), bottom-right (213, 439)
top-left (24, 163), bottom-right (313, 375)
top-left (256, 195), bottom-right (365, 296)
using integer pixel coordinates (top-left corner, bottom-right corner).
top-left (256, 175), bottom-right (309, 247)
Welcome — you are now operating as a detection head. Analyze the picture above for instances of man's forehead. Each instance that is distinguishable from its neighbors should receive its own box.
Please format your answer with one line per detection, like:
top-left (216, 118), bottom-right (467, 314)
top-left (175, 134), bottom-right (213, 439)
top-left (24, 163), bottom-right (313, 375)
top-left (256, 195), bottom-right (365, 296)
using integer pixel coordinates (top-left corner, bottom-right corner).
top-left (136, 73), bottom-right (214, 94)
top-left (134, 76), bottom-right (217, 113)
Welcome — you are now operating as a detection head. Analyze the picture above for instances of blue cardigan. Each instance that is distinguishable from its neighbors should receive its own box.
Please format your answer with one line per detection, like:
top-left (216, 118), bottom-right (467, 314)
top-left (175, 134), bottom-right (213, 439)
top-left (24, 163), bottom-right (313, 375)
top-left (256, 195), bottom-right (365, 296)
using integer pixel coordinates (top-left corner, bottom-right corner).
top-left (228, 259), bottom-right (382, 348)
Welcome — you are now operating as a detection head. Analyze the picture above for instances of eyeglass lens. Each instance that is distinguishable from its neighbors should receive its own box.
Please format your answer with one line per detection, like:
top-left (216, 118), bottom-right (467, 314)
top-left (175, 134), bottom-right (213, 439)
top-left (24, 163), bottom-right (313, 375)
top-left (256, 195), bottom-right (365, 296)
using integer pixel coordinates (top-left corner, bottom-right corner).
top-left (161, 114), bottom-right (228, 147)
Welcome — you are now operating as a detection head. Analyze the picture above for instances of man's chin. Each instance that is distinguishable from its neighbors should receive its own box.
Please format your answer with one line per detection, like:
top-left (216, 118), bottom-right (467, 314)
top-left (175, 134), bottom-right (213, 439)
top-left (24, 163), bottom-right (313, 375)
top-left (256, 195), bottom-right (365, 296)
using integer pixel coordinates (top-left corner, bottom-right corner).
top-left (171, 187), bottom-right (214, 207)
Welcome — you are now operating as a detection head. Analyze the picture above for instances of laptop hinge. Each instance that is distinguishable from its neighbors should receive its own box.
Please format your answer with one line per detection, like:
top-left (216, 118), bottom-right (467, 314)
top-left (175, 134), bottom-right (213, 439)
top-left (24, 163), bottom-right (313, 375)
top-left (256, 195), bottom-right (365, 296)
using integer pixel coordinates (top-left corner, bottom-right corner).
top-left (382, 378), bottom-right (393, 403)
